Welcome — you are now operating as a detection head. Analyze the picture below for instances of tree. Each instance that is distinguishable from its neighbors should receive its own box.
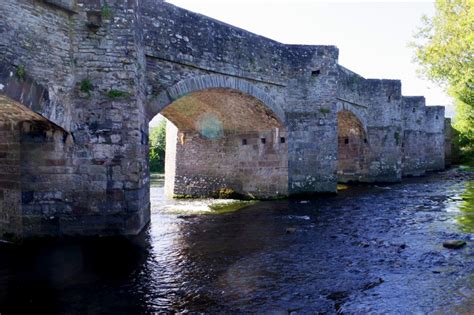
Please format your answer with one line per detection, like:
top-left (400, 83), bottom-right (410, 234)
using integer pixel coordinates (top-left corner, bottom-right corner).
top-left (149, 119), bottom-right (166, 173)
top-left (412, 0), bottom-right (474, 162)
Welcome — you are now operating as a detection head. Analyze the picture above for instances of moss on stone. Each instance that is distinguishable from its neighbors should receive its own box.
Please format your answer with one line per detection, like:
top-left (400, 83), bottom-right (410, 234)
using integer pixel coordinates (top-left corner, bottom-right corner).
top-left (208, 200), bottom-right (258, 214)
top-left (101, 4), bottom-right (113, 20)
top-left (106, 89), bottom-right (131, 100)
top-left (215, 187), bottom-right (240, 199)
top-left (15, 65), bottom-right (25, 80)
top-left (394, 131), bottom-right (400, 145)
top-left (79, 79), bottom-right (92, 93)
top-left (174, 194), bottom-right (196, 199)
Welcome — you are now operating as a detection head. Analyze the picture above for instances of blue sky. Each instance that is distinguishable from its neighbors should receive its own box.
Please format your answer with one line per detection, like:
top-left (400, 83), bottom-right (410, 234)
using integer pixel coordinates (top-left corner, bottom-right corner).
top-left (164, 0), bottom-right (454, 118)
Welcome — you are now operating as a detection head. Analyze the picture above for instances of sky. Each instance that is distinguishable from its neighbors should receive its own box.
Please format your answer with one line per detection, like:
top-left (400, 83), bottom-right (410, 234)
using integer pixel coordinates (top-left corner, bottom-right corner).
top-left (160, 0), bottom-right (454, 119)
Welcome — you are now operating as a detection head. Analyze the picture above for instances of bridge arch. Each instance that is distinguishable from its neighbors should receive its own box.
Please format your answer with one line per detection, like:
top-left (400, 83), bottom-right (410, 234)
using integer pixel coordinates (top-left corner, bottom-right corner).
top-left (147, 75), bottom-right (288, 199)
top-left (335, 100), bottom-right (369, 134)
top-left (336, 109), bottom-right (371, 183)
top-left (0, 63), bottom-right (54, 124)
top-left (147, 75), bottom-right (286, 124)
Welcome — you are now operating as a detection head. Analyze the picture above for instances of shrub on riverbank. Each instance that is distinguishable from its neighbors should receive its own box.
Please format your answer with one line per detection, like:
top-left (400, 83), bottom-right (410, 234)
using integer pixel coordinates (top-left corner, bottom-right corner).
top-left (150, 119), bottom-right (166, 173)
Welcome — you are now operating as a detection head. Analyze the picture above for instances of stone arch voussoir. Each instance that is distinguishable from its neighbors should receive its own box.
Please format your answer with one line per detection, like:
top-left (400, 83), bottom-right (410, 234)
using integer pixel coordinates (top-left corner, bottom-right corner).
top-left (0, 62), bottom-right (51, 119)
top-left (336, 101), bottom-right (369, 134)
top-left (147, 75), bottom-right (286, 124)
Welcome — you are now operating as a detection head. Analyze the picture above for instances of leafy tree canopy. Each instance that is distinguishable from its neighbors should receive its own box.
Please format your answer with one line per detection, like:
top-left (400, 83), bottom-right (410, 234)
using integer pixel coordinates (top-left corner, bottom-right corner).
top-left (149, 119), bottom-right (166, 173)
top-left (413, 0), bottom-right (473, 106)
top-left (412, 0), bottom-right (474, 162)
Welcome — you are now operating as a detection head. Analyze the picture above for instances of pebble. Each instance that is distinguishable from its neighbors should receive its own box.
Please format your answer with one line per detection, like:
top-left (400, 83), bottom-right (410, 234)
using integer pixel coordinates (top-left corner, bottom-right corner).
top-left (442, 240), bottom-right (467, 249)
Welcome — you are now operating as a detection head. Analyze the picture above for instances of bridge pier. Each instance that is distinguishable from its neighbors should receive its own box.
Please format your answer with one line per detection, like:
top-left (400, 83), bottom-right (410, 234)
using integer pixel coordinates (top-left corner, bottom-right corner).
top-left (287, 112), bottom-right (338, 195)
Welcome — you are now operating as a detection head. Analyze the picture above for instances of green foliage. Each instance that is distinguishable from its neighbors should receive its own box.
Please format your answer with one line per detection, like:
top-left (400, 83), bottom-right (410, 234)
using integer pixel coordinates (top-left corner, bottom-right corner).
top-left (149, 119), bottom-right (166, 173)
top-left (106, 89), bottom-right (130, 99)
top-left (101, 3), bottom-right (113, 20)
top-left (412, 0), bottom-right (473, 101)
top-left (412, 0), bottom-right (474, 162)
top-left (15, 65), bottom-right (25, 80)
top-left (454, 99), bottom-right (474, 164)
top-left (319, 108), bottom-right (331, 114)
top-left (79, 79), bottom-right (92, 93)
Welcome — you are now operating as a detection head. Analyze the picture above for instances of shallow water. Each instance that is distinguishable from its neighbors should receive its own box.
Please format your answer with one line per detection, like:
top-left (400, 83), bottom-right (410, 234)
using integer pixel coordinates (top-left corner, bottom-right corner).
top-left (0, 170), bottom-right (473, 314)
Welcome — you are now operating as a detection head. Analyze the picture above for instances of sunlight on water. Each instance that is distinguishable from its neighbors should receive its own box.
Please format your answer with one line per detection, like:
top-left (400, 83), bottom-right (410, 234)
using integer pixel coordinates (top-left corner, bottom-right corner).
top-left (337, 184), bottom-right (349, 191)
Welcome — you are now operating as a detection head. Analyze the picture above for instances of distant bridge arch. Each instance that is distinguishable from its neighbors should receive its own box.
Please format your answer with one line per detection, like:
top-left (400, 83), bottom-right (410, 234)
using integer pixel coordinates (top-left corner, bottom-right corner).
top-left (336, 99), bottom-right (369, 134)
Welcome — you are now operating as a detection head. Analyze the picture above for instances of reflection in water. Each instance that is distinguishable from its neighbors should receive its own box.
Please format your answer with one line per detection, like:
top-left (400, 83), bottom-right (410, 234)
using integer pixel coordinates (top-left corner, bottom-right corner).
top-left (0, 235), bottom-right (153, 314)
top-left (0, 174), bottom-right (472, 313)
top-left (458, 181), bottom-right (474, 233)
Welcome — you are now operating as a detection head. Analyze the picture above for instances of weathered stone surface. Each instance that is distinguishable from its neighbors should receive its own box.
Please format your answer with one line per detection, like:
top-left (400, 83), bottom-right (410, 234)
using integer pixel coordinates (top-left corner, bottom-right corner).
top-left (0, 0), bottom-right (449, 240)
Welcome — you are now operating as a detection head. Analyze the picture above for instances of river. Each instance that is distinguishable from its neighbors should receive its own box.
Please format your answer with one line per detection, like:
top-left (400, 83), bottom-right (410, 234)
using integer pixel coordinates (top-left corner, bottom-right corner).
top-left (0, 168), bottom-right (473, 314)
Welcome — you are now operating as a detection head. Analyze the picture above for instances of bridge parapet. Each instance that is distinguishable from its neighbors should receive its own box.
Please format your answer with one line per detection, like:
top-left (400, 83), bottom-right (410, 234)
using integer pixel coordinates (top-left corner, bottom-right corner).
top-left (142, 2), bottom-right (339, 99)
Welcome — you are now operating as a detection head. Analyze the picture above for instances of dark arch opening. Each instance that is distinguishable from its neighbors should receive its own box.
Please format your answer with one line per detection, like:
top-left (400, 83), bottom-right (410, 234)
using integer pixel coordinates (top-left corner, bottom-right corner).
top-left (337, 110), bottom-right (370, 183)
top-left (149, 87), bottom-right (288, 199)
top-left (0, 94), bottom-right (70, 239)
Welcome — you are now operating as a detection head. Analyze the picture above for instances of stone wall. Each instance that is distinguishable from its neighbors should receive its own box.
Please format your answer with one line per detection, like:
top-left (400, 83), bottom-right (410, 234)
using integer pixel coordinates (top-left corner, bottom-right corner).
top-left (19, 121), bottom-right (75, 238)
top-left (169, 129), bottom-right (288, 198)
top-left (336, 66), bottom-right (403, 183)
top-left (0, 121), bottom-right (21, 239)
top-left (1, 0), bottom-right (151, 239)
top-left (142, 1), bottom-right (340, 195)
top-left (159, 87), bottom-right (288, 198)
top-left (0, 0), bottom-right (75, 129)
top-left (0, 95), bottom-right (74, 240)
top-left (424, 106), bottom-right (445, 171)
top-left (401, 96), bottom-right (428, 176)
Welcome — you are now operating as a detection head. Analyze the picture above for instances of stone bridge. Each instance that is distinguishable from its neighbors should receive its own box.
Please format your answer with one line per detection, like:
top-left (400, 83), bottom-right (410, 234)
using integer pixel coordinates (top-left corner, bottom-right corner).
top-left (0, 0), bottom-right (449, 240)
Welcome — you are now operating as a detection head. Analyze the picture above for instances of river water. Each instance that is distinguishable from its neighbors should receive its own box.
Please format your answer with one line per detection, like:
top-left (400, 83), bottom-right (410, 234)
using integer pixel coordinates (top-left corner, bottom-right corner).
top-left (0, 169), bottom-right (473, 314)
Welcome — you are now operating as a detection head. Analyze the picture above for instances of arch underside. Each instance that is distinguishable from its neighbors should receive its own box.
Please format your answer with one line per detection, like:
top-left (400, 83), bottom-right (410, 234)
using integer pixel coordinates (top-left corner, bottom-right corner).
top-left (159, 87), bottom-right (288, 198)
top-left (337, 110), bottom-right (370, 183)
top-left (0, 95), bottom-right (68, 239)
